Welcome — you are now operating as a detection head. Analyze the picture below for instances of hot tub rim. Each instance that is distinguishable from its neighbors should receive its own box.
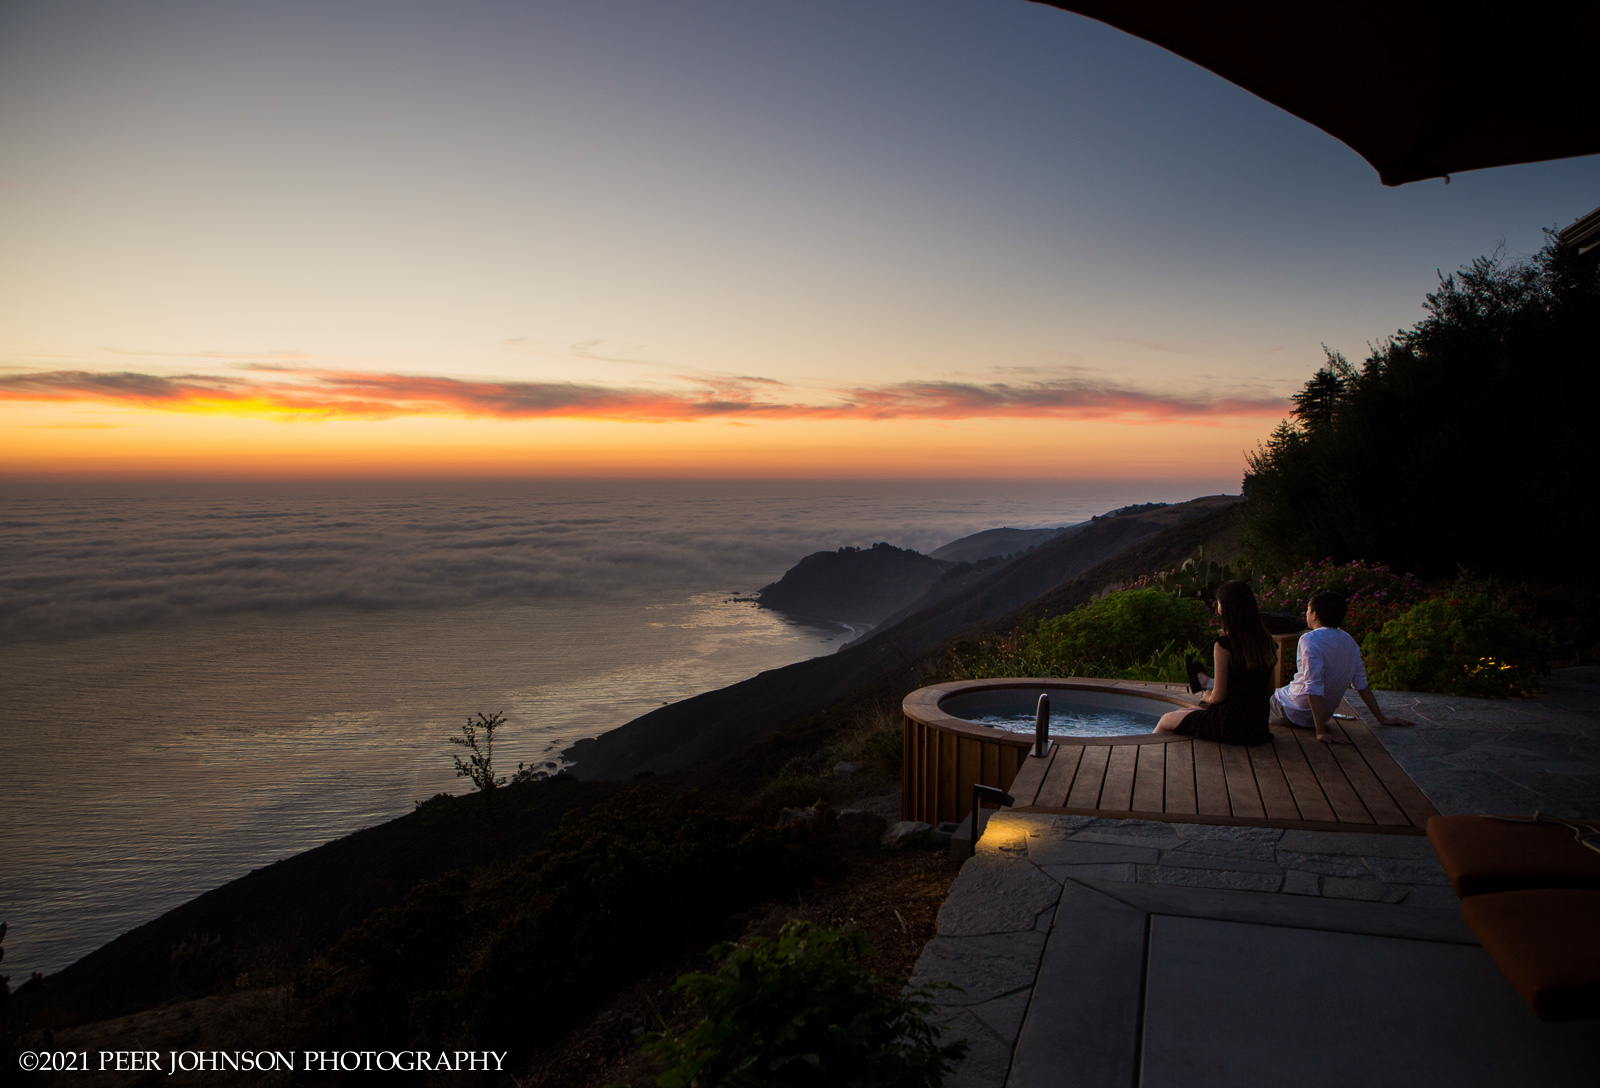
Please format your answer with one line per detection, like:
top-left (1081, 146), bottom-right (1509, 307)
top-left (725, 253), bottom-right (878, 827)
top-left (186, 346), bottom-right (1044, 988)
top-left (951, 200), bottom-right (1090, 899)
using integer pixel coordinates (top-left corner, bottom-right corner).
top-left (903, 677), bottom-right (1201, 747)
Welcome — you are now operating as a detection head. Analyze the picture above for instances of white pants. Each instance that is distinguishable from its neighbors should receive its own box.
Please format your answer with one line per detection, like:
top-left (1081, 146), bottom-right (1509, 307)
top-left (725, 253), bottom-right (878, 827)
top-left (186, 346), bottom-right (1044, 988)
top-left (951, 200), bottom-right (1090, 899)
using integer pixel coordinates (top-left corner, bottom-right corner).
top-left (1268, 693), bottom-right (1299, 728)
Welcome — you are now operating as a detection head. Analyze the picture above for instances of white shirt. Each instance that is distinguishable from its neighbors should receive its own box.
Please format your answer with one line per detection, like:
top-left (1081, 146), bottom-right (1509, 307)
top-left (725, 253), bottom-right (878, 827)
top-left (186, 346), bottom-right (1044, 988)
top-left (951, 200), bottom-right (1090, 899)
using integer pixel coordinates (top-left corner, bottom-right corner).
top-left (1274, 626), bottom-right (1368, 727)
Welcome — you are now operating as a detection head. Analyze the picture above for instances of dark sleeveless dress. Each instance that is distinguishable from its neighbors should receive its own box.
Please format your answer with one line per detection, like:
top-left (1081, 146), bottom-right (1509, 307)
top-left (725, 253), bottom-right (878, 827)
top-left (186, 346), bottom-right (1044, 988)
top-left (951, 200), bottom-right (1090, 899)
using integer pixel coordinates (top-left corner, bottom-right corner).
top-left (1174, 635), bottom-right (1273, 746)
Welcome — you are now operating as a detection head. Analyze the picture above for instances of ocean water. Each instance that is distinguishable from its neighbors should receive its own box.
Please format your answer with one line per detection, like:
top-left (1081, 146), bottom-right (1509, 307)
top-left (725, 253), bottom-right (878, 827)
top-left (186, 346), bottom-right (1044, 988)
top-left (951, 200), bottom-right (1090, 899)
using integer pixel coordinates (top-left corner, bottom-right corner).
top-left (0, 477), bottom-right (1205, 975)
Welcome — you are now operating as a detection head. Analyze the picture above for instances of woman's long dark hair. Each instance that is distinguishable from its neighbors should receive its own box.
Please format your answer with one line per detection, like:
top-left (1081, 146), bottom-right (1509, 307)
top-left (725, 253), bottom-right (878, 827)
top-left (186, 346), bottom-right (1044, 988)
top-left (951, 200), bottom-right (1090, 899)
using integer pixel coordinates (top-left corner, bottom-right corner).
top-left (1215, 580), bottom-right (1277, 671)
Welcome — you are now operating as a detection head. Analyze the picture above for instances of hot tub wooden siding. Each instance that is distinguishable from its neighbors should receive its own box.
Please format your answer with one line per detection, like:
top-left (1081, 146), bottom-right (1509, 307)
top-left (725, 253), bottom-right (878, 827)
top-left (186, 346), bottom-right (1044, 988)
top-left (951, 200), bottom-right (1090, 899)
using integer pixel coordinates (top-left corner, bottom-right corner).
top-left (901, 678), bottom-right (1195, 826)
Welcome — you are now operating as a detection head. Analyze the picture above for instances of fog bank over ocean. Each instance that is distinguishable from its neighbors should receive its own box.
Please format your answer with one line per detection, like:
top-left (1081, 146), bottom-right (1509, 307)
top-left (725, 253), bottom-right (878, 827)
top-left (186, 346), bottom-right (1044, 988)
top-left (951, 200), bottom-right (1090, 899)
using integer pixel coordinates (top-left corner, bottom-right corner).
top-left (1, 477), bottom-right (1227, 976)
top-left (0, 478), bottom-right (1212, 641)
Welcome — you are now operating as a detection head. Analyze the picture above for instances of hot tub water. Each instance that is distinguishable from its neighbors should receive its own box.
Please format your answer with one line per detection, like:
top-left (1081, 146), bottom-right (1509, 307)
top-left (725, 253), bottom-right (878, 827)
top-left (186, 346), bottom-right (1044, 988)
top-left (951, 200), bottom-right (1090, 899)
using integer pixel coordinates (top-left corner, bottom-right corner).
top-left (939, 688), bottom-right (1166, 739)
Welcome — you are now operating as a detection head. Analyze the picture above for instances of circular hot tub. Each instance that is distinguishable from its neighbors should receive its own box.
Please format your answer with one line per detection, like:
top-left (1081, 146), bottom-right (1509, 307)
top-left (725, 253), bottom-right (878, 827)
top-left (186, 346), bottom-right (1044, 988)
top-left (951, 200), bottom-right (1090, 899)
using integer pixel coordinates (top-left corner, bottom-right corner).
top-left (939, 684), bottom-right (1172, 738)
top-left (899, 678), bottom-right (1196, 825)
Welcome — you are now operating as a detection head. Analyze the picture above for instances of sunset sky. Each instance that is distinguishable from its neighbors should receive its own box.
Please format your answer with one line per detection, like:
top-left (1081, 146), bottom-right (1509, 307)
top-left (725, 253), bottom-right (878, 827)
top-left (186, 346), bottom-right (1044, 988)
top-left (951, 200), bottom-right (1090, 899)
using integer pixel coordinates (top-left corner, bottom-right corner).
top-left (1, 0), bottom-right (1593, 481)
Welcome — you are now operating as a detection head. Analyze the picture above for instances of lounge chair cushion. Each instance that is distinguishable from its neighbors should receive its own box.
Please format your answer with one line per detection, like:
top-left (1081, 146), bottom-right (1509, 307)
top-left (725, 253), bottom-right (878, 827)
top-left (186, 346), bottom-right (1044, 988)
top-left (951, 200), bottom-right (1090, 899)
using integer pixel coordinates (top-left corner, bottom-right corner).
top-left (1426, 814), bottom-right (1600, 897)
top-left (1459, 889), bottom-right (1600, 1021)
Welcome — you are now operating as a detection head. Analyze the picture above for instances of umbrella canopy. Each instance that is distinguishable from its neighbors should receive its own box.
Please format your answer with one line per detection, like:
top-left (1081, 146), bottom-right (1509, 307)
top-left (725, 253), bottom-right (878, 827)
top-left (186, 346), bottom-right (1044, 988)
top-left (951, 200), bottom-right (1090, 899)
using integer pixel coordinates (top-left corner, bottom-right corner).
top-left (1036, 1), bottom-right (1600, 185)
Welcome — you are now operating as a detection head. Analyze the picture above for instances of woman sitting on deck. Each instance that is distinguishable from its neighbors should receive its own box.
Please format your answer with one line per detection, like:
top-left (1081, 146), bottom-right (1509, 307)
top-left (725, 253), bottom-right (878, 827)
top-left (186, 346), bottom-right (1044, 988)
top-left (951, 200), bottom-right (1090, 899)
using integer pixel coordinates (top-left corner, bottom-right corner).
top-left (1153, 580), bottom-right (1276, 746)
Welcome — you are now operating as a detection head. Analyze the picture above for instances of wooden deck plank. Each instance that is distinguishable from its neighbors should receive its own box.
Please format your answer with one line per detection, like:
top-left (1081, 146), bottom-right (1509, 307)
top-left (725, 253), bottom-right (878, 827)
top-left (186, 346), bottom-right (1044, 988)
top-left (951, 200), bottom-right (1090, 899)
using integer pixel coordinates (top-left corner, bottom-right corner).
top-left (1291, 727), bottom-right (1373, 824)
top-left (1270, 728), bottom-right (1336, 823)
top-left (1163, 740), bottom-right (1197, 814)
top-left (912, 680), bottom-right (1441, 837)
top-left (1133, 743), bottom-right (1166, 812)
top-left (1192, 741), bottom-right (1230, 815)
top-left (1036, 745), bottom-right (1083, 808)
top-left (1220, 743), bottom-right (1267, 819)
top-left (1247, 742), bottom-right (1302, 821)
top-left (1007, 747), bottom-right (1054, 807)
top-left (1324, 720), bottom-right (1410, 826)
top-left (1099, 745), bottom-right (1139, 811)
top-left (1337, 704), bottom-right (1441, 828)
top-left (1067, 745), bottom-right (1113, 809)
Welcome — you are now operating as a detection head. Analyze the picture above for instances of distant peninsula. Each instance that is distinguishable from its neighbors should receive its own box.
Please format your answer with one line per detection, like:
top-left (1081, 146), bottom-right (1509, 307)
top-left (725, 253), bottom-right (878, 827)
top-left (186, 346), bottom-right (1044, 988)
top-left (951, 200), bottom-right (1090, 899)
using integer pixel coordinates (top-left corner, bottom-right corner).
top-left (755, 542), bottom-right (951, 627)
top-left (754, 522), bottom-right (1088, 632)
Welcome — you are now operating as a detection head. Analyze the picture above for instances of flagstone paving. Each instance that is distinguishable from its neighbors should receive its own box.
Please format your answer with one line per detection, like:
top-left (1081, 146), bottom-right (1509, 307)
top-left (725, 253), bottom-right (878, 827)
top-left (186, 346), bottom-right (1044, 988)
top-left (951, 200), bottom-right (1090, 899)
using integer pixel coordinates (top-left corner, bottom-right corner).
top-left (909, 668), bottom-right (1600, 1087)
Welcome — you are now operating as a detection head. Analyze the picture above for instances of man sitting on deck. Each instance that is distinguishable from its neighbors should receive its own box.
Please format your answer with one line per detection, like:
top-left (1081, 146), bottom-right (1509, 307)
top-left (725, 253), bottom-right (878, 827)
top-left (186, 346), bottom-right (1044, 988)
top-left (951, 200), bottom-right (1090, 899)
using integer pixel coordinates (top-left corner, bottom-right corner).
top-left (1271, 590), bottom-right (1414, 744)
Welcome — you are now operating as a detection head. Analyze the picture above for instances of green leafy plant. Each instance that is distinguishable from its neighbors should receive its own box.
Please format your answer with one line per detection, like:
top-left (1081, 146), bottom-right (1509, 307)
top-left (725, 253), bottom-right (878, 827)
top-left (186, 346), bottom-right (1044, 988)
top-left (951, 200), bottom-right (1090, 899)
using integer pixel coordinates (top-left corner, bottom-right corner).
top-left (1036, 589), bottom-right (1212, 667)
top-left (646, 920), bottom-right (965, 1088)
top-left (942, 590), bottom-right (1213, 685)
top-left (1363, 594), bottom-right (1551, 696)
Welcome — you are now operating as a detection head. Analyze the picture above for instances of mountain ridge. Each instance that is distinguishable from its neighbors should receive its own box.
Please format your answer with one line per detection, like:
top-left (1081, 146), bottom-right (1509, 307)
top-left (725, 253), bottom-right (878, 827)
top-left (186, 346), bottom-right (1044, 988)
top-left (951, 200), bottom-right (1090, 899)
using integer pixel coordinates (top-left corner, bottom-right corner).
top-left (565, 494), bottom-right (1240, 780)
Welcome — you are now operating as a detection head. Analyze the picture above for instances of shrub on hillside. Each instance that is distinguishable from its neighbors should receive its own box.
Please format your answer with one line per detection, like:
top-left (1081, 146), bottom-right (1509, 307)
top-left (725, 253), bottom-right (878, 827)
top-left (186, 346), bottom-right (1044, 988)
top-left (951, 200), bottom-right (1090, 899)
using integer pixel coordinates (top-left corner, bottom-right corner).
top-left (1036, 589), bottom-right (1212, 667)
top-left (296, 788), bottom-right (837, 1054)
top-left (1363, 595), bottom-right (1551, 697)
top-left (942, 589), bottom-right (1212, 684)
top-left (1257, 558), bottom-right (1426, 640)
top-left (647, 920), bottom-right (965, 1088)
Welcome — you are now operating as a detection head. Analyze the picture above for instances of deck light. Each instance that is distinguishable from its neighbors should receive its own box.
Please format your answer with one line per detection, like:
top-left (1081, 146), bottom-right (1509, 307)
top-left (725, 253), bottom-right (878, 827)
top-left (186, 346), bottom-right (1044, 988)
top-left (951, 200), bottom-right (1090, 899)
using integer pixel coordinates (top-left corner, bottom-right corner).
top-left (971, 783), bottom-right (1016, 858)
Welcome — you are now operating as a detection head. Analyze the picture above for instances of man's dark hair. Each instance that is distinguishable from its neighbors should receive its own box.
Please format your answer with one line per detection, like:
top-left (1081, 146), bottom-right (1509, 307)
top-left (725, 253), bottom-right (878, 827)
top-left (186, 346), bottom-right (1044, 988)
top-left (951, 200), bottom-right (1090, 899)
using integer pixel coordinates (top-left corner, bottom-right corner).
top-left (1309, 590), bottom-right (1347, 629)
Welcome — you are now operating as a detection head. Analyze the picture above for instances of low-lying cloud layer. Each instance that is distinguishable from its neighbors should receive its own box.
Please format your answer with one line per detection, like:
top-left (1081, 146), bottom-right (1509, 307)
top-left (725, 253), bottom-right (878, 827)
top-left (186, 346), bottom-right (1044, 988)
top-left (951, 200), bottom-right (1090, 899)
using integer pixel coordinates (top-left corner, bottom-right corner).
top-left (1, 484), bottom-right (1122, 641)
top-left (0, 367), bottom-right (1285, 423)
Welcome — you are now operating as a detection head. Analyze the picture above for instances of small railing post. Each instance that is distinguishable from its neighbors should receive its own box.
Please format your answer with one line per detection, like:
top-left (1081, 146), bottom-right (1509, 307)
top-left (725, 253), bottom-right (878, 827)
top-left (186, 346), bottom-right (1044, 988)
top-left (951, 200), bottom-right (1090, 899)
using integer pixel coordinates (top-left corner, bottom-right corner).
top-left (1034, 692), bottom-right (1051, 757)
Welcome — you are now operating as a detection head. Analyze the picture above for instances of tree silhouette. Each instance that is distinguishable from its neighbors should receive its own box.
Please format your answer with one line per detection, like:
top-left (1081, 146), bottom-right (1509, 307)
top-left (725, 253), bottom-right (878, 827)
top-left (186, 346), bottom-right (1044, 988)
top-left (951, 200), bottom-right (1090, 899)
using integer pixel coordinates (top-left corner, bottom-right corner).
top-left (1243, 232), bottom-right (1598, 580)
top-left (1288, 348), bottom-right (1355, 429)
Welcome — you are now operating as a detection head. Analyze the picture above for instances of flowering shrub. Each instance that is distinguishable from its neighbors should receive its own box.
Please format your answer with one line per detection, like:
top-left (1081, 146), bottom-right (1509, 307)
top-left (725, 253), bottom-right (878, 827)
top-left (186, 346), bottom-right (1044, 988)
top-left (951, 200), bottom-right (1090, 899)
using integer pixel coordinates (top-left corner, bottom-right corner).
top-left (1257, 558), bottom-right (1426, 639)
top-left (1363, 595), bottom-right (1550, 697)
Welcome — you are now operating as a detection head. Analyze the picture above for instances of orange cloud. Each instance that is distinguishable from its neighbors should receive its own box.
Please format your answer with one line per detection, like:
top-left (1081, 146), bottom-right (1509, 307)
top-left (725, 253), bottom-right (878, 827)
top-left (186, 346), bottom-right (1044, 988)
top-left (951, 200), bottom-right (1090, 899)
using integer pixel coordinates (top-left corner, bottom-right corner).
top-left (0, 367), bottom-right (1286, 424)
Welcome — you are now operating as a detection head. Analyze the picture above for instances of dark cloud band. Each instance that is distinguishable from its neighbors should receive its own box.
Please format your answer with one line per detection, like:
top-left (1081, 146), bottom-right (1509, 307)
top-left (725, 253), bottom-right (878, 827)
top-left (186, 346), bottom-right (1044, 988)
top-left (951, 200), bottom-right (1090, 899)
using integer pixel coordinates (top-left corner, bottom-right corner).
top-left (0, 367), bottom-right (1285, 422)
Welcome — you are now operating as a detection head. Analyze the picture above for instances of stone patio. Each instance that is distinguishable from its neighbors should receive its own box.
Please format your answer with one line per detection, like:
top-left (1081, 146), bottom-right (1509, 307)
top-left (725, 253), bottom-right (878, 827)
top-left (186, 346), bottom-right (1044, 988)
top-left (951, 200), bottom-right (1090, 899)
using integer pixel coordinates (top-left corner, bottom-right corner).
top-left (1367, 665), bottom-right (1600, 818)
top-left (908, 669), bottom-right (1600, 1087)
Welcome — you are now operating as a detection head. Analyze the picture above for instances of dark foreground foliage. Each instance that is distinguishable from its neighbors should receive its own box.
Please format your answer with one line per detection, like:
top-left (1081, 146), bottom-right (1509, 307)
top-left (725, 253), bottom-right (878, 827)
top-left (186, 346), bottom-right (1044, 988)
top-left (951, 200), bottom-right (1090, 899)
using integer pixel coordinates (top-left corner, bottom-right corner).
top-left (1243, 234), bottom-right (1599, 582)
top-left (296, 788), bottom-right (839, 1060)
top-left (647, 921), bottom-right (965, 1088)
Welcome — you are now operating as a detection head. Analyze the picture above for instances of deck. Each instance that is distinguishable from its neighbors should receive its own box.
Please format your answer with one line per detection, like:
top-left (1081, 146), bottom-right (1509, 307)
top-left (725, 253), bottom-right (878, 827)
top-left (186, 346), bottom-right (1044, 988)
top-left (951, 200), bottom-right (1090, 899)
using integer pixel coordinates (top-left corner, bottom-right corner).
top-left (1005, 697), bottom-right (1438, 834)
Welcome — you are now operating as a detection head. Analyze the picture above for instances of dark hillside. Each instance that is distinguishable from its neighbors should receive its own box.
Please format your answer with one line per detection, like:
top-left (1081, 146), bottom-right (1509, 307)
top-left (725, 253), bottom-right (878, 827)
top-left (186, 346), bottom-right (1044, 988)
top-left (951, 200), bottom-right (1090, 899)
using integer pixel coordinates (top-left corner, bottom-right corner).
top-left (928, 524), bottom-right (1079, 563)
top-left (14, 777), bottom-right (622, 1026)
top-left (975, 501), bottom-right (1244, 639)
top-left (567, 496), bottom-right (1239, 780)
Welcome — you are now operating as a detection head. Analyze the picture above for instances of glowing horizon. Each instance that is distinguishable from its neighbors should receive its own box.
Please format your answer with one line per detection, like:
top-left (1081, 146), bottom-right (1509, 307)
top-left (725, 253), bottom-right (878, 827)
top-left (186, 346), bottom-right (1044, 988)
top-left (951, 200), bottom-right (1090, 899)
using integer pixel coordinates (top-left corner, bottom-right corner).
top-left (0, 358), bottom-right (1284, 480)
